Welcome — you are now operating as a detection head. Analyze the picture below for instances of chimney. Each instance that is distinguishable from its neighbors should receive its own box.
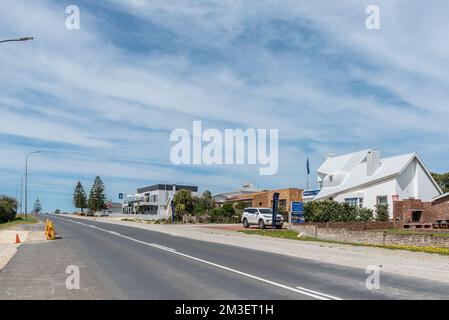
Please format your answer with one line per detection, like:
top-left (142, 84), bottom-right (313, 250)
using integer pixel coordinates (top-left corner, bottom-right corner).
top-left (367, 150), bottom-right (380, 176)
top-left (326, 153), bottom-right (336, 160)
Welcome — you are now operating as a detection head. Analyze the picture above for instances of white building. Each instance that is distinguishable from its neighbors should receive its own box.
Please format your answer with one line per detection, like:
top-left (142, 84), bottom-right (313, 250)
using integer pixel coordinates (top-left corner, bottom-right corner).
top-left (212, 182), bottom-right (260, 204)
top-left (314, 149), bottom-right (442, 217)
top-left (122, 184), bottom-right (198, 219)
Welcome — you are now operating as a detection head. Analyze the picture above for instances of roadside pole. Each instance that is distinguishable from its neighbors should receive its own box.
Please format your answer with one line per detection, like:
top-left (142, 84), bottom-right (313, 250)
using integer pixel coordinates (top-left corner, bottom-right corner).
top-left (272, 192), bottom-right (280, 229)
top-left (171, 201), bottom-right (175, 224)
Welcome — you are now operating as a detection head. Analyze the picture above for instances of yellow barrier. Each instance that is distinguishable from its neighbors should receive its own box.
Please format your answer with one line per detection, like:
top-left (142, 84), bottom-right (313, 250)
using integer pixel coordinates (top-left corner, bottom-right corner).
top-left (44, 219), bottom-right (50, 237)
top-left (45, 220), bottom-right (56, 240)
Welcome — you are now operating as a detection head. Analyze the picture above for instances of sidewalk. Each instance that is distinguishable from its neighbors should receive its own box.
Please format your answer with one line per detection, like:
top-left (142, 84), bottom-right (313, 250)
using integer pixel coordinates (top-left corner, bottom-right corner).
top-left (0, 221), bottom-right (46, 270)
top-left (65, 215), bottom-right (449, 284)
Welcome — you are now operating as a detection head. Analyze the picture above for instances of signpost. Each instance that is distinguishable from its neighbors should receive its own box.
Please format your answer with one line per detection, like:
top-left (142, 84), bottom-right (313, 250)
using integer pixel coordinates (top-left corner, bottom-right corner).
top-left (272, 192), bottom-right (280, 229)
top-left (291, 201), bottom-right (304, 224)
top-left (118, 193), bottom-right (123, 200)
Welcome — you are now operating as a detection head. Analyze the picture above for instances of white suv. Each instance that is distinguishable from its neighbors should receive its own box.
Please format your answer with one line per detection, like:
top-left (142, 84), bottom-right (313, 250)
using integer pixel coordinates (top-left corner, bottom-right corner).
top-left (242, 207), bottom-right (284, 229)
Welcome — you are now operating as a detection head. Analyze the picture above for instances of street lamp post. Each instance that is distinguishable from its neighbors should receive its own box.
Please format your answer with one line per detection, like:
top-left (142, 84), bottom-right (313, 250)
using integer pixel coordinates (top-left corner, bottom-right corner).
top-left (0, 37), bottom-right (34, 44)
top-left (25, 151), bottom-right (41, 220)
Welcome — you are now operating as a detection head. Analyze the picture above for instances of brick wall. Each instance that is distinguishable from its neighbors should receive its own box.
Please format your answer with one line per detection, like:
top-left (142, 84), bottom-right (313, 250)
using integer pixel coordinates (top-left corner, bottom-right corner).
top-left (290, 224), bottom-right (449, 248)
top-left (299, 221), bottom-right (393, 231)
top-left (393, 196), bottom-right (449, 226)
top-left (252, 188), bottom-right (302, 211)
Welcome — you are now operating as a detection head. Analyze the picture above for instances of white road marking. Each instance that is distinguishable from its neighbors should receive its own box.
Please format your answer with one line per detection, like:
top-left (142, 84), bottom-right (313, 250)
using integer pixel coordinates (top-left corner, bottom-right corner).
top-left (295, 285), bottom-right (343, 300)
top-left (54, 217), bottom-right (343, 300)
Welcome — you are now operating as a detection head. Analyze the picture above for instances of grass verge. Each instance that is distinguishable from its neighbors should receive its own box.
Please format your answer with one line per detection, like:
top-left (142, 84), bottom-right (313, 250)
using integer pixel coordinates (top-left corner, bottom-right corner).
top-left (239, 229), bottom-right (449, 256)
top-left (381, 228), bottom-right (449, 238)
top-left (0, 214), bottom-right (38, 230)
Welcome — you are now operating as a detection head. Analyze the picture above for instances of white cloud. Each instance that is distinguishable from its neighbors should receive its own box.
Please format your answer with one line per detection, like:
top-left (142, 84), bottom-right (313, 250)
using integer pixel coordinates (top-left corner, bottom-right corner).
top-left (1, 0), bottom-right (448, 211)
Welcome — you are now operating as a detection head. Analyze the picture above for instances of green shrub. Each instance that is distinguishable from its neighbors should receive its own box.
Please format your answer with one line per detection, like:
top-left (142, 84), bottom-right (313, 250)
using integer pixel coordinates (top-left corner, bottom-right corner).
top-left (357, 208), bottom-right (374, 221)
top-left (375, 204), bottom-right (390, 221)
top-left (0, 195), bottom-right (18, 223)
top-left (304, 201), bottom-right (375, 223)
top-left (221, 202), bottom-right (235, 217)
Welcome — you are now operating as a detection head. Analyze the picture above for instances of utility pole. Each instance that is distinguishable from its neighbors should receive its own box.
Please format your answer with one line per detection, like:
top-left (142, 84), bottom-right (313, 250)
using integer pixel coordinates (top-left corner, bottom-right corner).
top-left (25, 151), bottom-right (41, 220)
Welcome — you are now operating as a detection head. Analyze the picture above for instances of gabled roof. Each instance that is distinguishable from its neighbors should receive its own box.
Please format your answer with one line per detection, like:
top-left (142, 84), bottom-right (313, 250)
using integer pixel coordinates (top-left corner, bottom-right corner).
top-left (212, 182), bottom-right (260, 198)
top-left (315, 151), bottom-right (442, 200)
top-left (317, 149), bottom-right (371, 175)
top-left (433, 192), bottom-right (449, 202)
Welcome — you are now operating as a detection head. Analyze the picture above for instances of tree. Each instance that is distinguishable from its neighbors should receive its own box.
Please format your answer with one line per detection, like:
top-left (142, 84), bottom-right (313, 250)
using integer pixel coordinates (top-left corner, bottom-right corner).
top-left (192, 190), bottom-right (216, 215)
top-left (54, 209), bottom-right (61, 214)
top-left (0, 195), bottom-right (18, 223)
top-left (172, 189), bottom-right (193, 219)
top-left (375, 204), bottom-right (390, 222)
top-left (32, 198), bottom-right (42, 214)
top-left (73, 181), bottom-right (87, 213)
top-left (431, 172), bottom-right (449, 193)
top-left (88, 176), bottom-right (107, 212)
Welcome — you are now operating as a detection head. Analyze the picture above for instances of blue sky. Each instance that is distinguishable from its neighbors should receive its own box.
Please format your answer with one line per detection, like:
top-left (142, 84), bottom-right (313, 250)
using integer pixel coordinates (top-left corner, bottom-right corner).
top-left (1, 0), bottom-right (449, 212)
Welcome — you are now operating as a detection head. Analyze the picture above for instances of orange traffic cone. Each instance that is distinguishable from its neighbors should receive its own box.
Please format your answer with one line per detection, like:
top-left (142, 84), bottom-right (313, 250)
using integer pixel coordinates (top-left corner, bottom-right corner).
top-left (15, 234), bottom-right (21, 244)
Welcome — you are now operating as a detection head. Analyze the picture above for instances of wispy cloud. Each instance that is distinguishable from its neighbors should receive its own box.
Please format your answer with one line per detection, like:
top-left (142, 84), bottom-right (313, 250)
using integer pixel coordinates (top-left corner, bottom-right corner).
top-left (1, 0), bottom-right (448, 211)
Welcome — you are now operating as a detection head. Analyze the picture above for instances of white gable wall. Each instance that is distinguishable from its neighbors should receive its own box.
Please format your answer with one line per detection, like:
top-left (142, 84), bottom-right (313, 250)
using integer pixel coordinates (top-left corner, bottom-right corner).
top-left (332, 179), bottom-right (397, 216)
top-left (415, 160), bottom-right (441, 200)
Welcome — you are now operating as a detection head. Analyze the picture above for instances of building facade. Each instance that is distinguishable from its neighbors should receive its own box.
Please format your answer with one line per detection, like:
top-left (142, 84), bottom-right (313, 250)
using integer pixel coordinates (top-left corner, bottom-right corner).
top-left (224, 188), bottom-right (303, 212)
top-left (314, 149), bottom-right (442, 217)
top-left (122, 184), bottom-right (198, 219)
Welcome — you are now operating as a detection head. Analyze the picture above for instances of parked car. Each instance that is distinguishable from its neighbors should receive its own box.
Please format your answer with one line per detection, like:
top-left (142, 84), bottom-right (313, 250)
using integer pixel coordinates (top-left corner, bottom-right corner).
top-left (241, 207), bottom-right (284, 229)
top-left (86, 210), bottom-right (95, 217)
top-left (94, 210), bottom-right (111, 217)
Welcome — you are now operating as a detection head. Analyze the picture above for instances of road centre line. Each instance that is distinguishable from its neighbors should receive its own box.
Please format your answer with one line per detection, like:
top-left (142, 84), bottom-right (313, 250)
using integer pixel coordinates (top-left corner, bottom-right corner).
top-left (54, 216), bottom-right (343, 300)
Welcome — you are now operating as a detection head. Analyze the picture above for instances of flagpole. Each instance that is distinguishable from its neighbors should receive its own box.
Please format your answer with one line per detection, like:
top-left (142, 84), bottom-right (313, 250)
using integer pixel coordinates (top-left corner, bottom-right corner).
top-left (306, 157), bottom-right (310, 190)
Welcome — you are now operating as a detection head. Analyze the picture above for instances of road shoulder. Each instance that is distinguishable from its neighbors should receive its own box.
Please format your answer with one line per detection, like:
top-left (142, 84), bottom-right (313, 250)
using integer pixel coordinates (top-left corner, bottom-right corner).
top-left (0, 221), bottom-right (46, 271)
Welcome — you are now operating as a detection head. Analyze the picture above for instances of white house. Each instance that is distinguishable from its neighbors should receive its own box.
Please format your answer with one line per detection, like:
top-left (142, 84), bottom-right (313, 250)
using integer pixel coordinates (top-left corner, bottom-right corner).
top-left (314, 149), bottom-right (442, 217)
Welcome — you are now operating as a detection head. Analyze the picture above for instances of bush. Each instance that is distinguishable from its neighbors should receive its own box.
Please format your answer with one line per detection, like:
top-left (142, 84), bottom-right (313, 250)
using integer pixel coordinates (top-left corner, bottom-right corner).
top-left (0, 195), bottom-right (18, 223)
top-left (304, 201), bottom-right (374, 223)
top-left (376, 204), bottom-right (390, 222)
top-left (357, 208), bottom-right (374, 221)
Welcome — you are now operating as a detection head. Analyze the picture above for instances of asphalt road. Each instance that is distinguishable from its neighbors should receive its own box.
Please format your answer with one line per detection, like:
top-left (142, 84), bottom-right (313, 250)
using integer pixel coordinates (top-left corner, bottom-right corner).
top-left (1, 215), bottom-right (449, 300)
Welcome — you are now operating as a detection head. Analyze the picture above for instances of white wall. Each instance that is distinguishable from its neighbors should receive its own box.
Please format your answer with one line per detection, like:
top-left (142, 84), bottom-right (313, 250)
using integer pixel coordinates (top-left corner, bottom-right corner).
top-left (415, 160), bottom-right (441, 200)
top-left (333, 179), bottom-right (397, 217)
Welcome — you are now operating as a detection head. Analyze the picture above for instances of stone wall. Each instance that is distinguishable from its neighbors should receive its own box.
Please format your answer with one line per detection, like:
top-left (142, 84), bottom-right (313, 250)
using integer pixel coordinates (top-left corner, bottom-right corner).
top-left (290, 223), bottom-right (449, 248)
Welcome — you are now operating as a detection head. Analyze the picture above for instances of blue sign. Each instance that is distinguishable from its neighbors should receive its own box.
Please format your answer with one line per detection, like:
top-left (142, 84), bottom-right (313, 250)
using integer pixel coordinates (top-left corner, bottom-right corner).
top-left (291, 201), bottom-right (303, 213)
top-left (303, 189), bottom-right (320, 197)
top-left (291, 213), bottom-right (305, 223)
top-left (118, 193), bottom-right (124, 200)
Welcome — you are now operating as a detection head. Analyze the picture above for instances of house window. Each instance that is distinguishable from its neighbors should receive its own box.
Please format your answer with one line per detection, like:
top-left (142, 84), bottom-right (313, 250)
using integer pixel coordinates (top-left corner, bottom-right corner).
top-left (329, 175), bottom-right (333, 182)
top-left (377, 196), bottom-right (388, 206)
top-left (345, 198), bottom-right (363, 208)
